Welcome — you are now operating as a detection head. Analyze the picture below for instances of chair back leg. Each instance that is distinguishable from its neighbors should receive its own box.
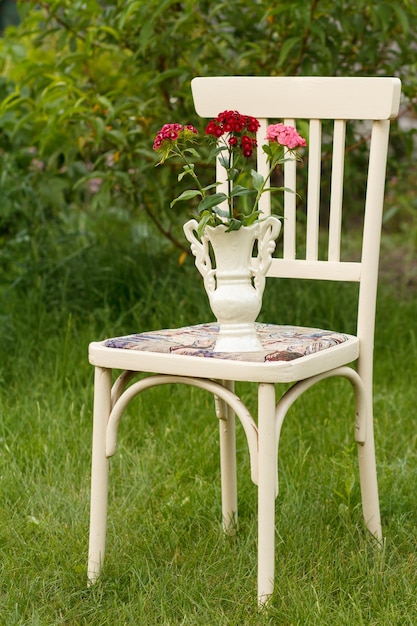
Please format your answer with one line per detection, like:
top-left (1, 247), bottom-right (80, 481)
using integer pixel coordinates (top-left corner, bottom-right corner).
top-left (357, 421), bottom-right (382, 540)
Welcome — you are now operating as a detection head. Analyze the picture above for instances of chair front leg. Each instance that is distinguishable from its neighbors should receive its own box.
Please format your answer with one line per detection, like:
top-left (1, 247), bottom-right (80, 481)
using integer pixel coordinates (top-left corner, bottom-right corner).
top-left (88, 366), bottom-right (112, 583)
top-left (217, 380), bottom-right (238, 533)
top-left (257, 382), bottom-right (277, 606)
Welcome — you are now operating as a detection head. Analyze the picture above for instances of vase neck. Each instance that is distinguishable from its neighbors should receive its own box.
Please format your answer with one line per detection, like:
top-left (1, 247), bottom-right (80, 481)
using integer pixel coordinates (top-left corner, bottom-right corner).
top-left (205, 225), bottom-right (258, 270)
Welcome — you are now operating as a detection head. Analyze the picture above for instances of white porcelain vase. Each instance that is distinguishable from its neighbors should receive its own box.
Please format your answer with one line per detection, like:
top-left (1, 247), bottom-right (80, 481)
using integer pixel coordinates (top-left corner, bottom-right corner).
top-left (183, 216), bottom-right (281, 352)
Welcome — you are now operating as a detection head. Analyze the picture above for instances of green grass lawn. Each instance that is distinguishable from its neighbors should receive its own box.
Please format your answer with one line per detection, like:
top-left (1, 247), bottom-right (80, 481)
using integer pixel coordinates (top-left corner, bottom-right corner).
top-left (1, 233), bottom-right (416, 625)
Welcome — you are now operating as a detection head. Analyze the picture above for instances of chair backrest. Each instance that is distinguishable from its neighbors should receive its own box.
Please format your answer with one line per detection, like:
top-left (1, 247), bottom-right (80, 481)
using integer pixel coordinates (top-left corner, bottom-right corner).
top-left (191, 76), bottom-right (401, 343)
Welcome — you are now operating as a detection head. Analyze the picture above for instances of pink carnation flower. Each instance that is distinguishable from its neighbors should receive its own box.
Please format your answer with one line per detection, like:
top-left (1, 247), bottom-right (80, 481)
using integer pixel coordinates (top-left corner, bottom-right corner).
top-left (153, 123), bottom-right (198, 150)
top-left (265, 123), bottom-right (306, 149)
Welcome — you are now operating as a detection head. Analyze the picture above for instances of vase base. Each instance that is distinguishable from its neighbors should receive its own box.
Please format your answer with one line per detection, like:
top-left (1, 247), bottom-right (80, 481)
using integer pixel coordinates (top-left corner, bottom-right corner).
top-left (214, 323), bottom-right (263, 352)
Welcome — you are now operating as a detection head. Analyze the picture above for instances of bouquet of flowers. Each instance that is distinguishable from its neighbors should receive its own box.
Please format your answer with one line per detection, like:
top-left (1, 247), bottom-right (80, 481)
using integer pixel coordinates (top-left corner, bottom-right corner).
top-left (153, 110), bottom-right (306, 235)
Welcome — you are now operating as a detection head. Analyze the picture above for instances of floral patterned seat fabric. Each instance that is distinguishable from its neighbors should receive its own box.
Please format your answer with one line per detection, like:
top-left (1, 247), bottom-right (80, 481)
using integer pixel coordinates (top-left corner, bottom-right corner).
top-left (104, 323), bottom-right (351, 363)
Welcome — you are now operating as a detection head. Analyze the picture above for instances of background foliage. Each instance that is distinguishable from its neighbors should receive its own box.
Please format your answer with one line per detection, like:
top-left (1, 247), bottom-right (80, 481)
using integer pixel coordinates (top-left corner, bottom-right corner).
top-left (0, 0), bottom-right (416, 291)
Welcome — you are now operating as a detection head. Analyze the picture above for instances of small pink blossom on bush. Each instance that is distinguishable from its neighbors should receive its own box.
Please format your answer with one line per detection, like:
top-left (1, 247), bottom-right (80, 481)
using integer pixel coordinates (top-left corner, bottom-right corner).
top-left (105, 152), bottom-right (116, 168)
top-left (87, 177), bottom-right (103, 194)
top-left (265, 123), bottom-right (306, 149)
top-left (29, 158), bottom-right (45, 172)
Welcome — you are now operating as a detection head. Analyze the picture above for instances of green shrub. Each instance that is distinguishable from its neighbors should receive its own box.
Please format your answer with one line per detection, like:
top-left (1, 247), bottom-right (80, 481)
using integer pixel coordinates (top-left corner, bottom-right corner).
top-left (0, 0), bottom-right (416, 291)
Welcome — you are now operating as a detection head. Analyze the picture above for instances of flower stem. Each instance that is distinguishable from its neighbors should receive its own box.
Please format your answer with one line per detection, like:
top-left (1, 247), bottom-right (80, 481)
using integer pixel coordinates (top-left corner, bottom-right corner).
top-left (253, 149), bottom-right (285, 215)
top-left (227, 148), bottom-right (233, 219)
top-left (175, 146), bottom-right (206, 196)
top-left (253, 163), bottom-right (275, 214)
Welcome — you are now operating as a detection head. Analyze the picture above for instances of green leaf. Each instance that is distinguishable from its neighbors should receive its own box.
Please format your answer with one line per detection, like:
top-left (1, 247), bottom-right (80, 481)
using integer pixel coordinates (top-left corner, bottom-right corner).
top-left (250, 170), bottom-right (265, 191)
top-left (228, 167), bottom-right (239, 181)
top-left (196, 211), bottom-right (214, 236)
top-left (178, 164), bottom-right (195, 182)
top-left (183, 147), bottom-right (200, 158)
top-left (391, 3), bottom-right (409, 33)
top-left (202, 182), bottom-right (220, 192)
top-left (218, 154), bottom-right (231, 170)
top-left (225, 219), bottom-right (243, 232)
top-left (230, 185), bottom-right (256, 197)
top-left (208, 145), bottom-right (227, 160)
top-left (241, 211), bottom-right (262, 226)
top-left (198, 193), bottom-right (228, 212)
top-left (103, 128), bottom-right (127, 148)
top-left (97, 25), bottom-right (121, 41)
top-left (277, 37), bottom-right (301, 67)
top-left (170, 189), bottom-right (201, 207)
top-left (149, 68), bottom-right (186, 85)
top-left (96, 95), bottom-right (114, 118)
top-left (213, 207), bottom-right (230, 219)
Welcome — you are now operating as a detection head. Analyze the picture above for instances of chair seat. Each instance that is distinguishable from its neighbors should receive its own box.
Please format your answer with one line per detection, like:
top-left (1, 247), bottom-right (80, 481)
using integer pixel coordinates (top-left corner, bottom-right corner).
top-left (89, 323), bottom-right (359, 383)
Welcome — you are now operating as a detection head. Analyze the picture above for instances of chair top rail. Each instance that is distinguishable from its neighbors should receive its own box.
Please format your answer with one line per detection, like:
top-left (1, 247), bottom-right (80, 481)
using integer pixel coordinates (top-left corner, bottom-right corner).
top-left (191, 76), bottom-right (401, 121)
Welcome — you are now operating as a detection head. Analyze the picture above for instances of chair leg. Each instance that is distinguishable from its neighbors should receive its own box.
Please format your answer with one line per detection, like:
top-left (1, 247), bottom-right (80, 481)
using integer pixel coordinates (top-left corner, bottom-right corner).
top-left (357, 416), bottom-right (382, 541)
top-left (354, 365), bottom-right (382, 542)
top-left (218, 380), bottom-right (238, 533)
top-left (88, 366), bottom-right (112, 583)
top-left (257, 382), bottom-right (277, 606)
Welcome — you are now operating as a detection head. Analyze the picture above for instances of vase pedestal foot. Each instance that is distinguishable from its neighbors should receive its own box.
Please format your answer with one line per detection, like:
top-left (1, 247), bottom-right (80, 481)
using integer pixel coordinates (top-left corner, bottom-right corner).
top-left (214, 323), bottom-right (263, 353)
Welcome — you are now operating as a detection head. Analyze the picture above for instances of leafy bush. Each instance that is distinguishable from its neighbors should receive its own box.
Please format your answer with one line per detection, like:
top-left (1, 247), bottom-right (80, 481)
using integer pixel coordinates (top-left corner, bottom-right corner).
top-left (0, 0), bottom-right (416, 291)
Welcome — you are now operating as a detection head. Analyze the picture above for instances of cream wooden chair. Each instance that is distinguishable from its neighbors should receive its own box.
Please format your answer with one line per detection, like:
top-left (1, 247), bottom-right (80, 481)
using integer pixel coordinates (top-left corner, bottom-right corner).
top-left (87, 76), bottom-right (401, 605)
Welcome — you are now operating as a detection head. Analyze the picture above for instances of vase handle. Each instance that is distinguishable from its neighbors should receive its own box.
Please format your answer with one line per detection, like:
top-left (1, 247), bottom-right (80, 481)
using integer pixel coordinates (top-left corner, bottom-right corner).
top-left (253, 216), bottom-right (282, 294)
top-left (183, 219), bottom-right (216, 294)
